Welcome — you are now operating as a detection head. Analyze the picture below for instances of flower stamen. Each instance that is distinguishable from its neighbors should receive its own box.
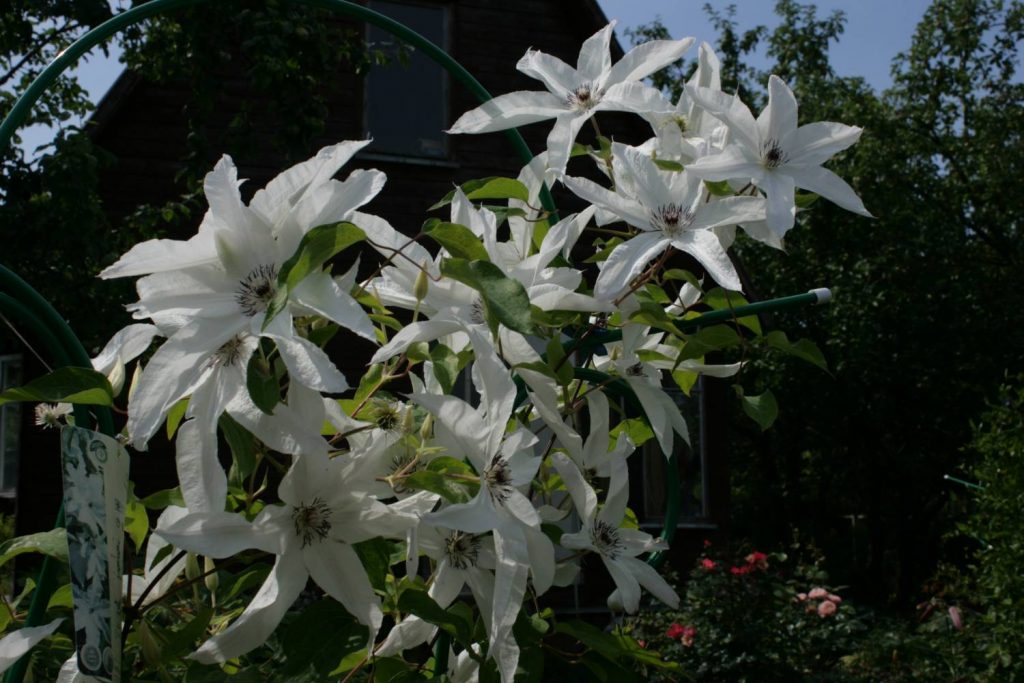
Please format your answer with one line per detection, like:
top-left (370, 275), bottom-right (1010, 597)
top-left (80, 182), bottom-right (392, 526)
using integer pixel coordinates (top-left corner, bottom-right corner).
top-left (649, 203), bottom-right (694, 237)
top-left (444, 531), bottom-right (482, 570)
top-left (591, 519), bottom-right (625, 560)
top-left (292, 497), bottom-right (333, 547)
top-left (484, 455), bottom-right (514, 504)
top-left (236, 264), bottom-right (279, 317)
top-left (761, 139), bottom-right (789, 169)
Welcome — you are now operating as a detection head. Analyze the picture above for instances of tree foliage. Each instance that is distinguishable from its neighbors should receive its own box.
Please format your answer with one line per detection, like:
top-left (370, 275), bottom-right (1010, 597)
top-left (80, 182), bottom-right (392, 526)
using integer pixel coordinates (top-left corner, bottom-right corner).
top-left (633, 0), bottom-right (1024, 606)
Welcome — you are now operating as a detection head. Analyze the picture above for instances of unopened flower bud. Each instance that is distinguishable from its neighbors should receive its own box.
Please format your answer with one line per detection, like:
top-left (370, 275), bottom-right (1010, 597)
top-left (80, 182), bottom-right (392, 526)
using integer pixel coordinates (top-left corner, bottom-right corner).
top-left (413, 263), bottom-right (429, 302)
top-left (419, 414), bottom-right (433, 441)
top-left (204, 556), bottom-right (218, 593)
top-left (184, 553), bottom-right (200, 581)
top-left (402, 406), bottom-right (415, 435)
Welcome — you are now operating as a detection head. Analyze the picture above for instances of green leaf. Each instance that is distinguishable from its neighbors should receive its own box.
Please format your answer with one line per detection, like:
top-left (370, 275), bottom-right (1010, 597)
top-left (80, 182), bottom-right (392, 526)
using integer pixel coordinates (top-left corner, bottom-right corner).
top-left (676, 324), bottom-right (743, 361)
top-left (160, 607), bottom-right (214, 665)
top-left (141, 487), bottom-right (185, 510)
top-left (652, 158), bottom-right (684, 171)
top-left (47, 583), bottom-right (73, 610)
top-left (430, 345), bottom-right (460, 394)
top-left (629, 301), bottom-right (683, 337)
top-left (704, 287), bottom-right (762, 334)
top-left (353, 538), bottom-right (392, 592)
top-left (281, 599), bottom-right (366, 676)
top-left (424, 221), bottom-right (490, 261)
top-left (263, 221), bottom-right (365, 328)
top-left (795, 191), bottom-right (820, 208)
top-left (219, 413), bottom-right (259, 480)
top-left (705, 179), bottom-right (734, 196)
top-left (397, 588), bottom-right (473, 646)
top-left (0, 529), bottom-right (67, 567)
top-left (165, 397), bottom-right (189, 440)
top-left (465, 177), bottom-right (529, 203)
top-left (246, 354), bottom-right (279, 415)
top-left (765, 331), bottom-right (829, 371)
top-left (404, 469), bottom-right (475, 504)
top-left (440, 258), bottom-right (535, 335)
top-left (0, 366), bottom-right (113, 407)
top-left (125, 494), bottom-right (149, 554)
top-left (609, 418), bottom-right (654, 448)
top-left (429, 177), bottom-right (530, 210)
top-left (739, 388), bottom-right (779, 431)
top-left (545, 339), bottom-right (574, 387)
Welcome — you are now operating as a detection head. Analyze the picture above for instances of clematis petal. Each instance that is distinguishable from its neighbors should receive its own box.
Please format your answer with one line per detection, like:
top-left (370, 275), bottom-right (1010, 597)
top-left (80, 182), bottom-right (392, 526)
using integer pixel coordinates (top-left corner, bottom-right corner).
top-left (594, 232), bottom-right (671, 301)
top-left (691, 196), bottom-right (767, 232)
top-left (490, 527), bottom-right (528, 683)
top-left (604, 557), bottom-right (642, 613)
top-left (503, 490), bottom-right (541, 528)
top-left (516, 49), bottom-right (579, 96)
top-left (0, 618), bottom-right (63, 674)
top-left (292, 271), bottom-right (376, 342)
top-left (156, 509), bottom-right (287, 558)
top-left (686, 144), bottom-right (763, 183)
top-left (265, 330), bottom-right (348, 393)
top-left (99, 233), bottom-right (219, 279)
top-left (757, 75), bottom-right (799, 147)
top-left (91, 324), bottom-right (159, 375)
top-left (789, 122), bottom-right (863, 166)
top-left (625, 377), bottom-right (690, 456)
top-left (304, 540), bottom-right (382, 638)
top-left (606, 37), bottom-right (694, 85)
top-left (427, 491), bottom-right (501, 534)
top-left (127, 320), bottom-right (243, 449)
top-left (599, 81), bottom-right (677, 117)
top-left (619, 555), bottom-right (680, 609)
top-left (685, 85), bottom-right (760, 152)
top-left (448, 91), bottom-right (567, 134)
top-left (759, 171), bottom-right (798, 233)
top-left (561, 175), bottom-right (652, 230)
top-left (524, 525), bottom-right (555, 595)
top-left (787, 164), bottom-right (872, 217)
top-left (409, 392), bottom-right (489, 467)
top-left (551, 453), bottom-right (597, 521)
top-left (175, 418), bottom-right (227, 514)
top-left (545, 112), bottom-right (589, 177)
top-left (598, 450), bottom-right (630, 527)
top-left (576, 22), bottom-right (614, 82)
top-left (371, 318), bottom-right (463, 364)
top-left (191, 552), bottom-right (306, 663)
top-left (674, 227), bottom-right (743, 292)
top-left (250, 140), bottom-right (372, 229)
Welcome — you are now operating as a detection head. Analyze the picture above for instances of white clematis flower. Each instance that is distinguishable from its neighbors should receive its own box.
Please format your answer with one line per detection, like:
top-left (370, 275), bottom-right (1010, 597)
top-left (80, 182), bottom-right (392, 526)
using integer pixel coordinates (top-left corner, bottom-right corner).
top-left (686, 75), bottom-right (871, 238)
top-left (552, 452), bottom-right (679, 613)
top-left (0, 618), bottom-right (64, 675)
top-left (448, 22), bottom-right (693, 176)
top-left (100, 144), bottom-right (380, 450)
top-left (563, 142), bottom-right (765, 299)
top-left (156, 451), bottom-right (418, 663)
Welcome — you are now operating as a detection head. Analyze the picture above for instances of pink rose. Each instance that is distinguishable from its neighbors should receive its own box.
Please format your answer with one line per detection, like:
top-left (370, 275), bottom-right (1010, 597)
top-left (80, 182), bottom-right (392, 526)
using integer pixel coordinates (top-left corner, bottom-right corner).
top-left (796, 592), bottom-right (808, 602)
top-left (948, 606), bottom-right (963, 631)
top-left (701, 558), bottom-right (717, 571)
top-left (681, 626), bottom-right (696, 647)
top-left (827, 593), bottom-right (842, 604)
top-left (817, 600), bottom-right (838, 617)
top-left (808, 587), bottom-right (828, 600)
top-left (666, 623), bottom-right (686, 640)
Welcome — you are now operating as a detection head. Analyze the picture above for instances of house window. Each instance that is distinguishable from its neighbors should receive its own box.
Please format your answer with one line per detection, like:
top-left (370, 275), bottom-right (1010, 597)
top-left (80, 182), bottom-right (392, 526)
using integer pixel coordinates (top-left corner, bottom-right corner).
top-left (365, 1), bottom-right (450, 160)
top-left (0, 355), bottom-right (23, 498)
top-left (634, 380), bottom-right (711, 529)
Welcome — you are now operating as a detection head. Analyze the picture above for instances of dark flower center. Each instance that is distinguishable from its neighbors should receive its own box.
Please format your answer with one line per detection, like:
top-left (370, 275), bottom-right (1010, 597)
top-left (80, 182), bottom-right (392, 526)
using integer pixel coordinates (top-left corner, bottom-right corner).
top-left (236, 264), bottom-right (279, 317)
top-left (761, 139), bottom-right (788, 169)
top-left (591, 519), bottom-right (624, 559)
top-left (209, 335), bottom-right (248, 369)
top-left (484, 455), bottom-right (514, 504)
top-left (469, 297), bottom-right (487, 325)
top-left (292, 497), bottom-right (332, 547)
top-left (649, 203), bottom-right (695, 237)
top-left (567, 82), bottom-right (599, 110)
top-left (445, 531), bottom-right (482, 570)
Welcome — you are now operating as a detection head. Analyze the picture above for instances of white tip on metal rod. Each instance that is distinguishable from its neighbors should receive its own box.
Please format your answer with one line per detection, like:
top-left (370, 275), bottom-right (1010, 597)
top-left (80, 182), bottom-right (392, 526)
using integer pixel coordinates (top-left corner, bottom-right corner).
top-left (808, 287), bottom-right (832, 305)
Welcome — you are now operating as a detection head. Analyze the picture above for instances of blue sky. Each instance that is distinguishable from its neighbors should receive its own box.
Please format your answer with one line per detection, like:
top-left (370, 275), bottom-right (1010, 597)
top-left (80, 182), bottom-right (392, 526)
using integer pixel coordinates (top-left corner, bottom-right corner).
top-left (14, 0), bottom-right (933, 157)
top-left (596, 0), bottom-right (933, 89)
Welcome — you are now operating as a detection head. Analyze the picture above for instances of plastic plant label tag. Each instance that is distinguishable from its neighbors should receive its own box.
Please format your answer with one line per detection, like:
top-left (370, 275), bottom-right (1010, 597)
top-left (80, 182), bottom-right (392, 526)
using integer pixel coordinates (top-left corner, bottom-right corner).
top-left (60, 426), bottom-right (128, 683)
